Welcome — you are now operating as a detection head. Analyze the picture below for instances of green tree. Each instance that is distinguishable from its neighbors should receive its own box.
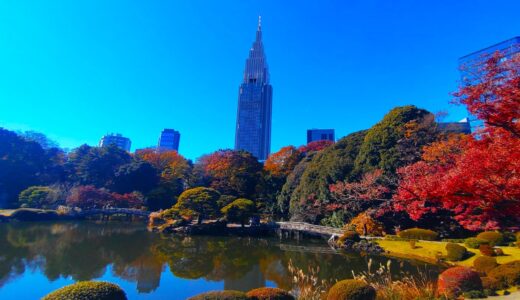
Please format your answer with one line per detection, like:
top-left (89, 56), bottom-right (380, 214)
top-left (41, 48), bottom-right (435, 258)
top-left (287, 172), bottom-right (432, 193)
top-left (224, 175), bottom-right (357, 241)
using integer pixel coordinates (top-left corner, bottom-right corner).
top-left (174, 187), bottom-right (220, 224)
top-left (221, 198), bottom-right (256, 227)
top-left (112, 160), bottom-right (159, 194)
top-left (18, 186), bottom-right (55, 208)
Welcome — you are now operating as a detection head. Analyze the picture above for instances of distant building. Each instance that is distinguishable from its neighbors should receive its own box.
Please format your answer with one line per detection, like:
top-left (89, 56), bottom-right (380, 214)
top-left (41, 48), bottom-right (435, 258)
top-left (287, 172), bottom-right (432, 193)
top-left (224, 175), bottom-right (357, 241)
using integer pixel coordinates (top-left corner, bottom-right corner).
top-left (437, 118), bottom-right (472, 135)
top-left (235, 16), bottom-right (273, 161)
top-left (307, 129), bottom-right (335, 143)
top-left (459, 36), bottom-right (520, 84)
top-left (157, 129), bottom-right (180, 152)
top-left (99, 133), bottom-right (131, 151)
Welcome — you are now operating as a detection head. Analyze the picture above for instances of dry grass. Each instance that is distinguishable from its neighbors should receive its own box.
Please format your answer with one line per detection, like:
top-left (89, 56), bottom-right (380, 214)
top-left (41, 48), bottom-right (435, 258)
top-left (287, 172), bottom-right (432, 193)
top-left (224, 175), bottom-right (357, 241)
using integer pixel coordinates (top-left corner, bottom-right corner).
top-left (352, 259), bottom-right (437, 300)
top-left (287, 259), bottom-right (333, 300)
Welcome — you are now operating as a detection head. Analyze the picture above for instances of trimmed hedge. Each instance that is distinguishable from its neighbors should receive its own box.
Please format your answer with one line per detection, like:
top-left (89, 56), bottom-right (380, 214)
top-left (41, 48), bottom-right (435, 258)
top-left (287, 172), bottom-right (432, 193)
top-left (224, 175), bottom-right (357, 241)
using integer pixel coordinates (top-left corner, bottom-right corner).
top-left (473, 256), bottom-right (498, 274)
top-left (397, 228), bottom-right (438, 241)
top-left (446, 243), bottom-right (467, 261)
top-left (476, 232), bottom-right (504, 246)
top-left (246, 287), bottom-right (294, 300)
top-left (437, 267), bottom-right (482, 299)
top-left (479, 244), bottom-right (495, 257)
top-left (326, 279), bottom-right (376, 300)
top-left (464, 238), bottom-right (488, 249)
top-left (188, 290), bottom-right (249, 300)
top-left (42, 281), bottom-right (127, 300)
top-left (481, 277), bottom-right (501, 291)
top-left (487, 260), bottom-right (520, 288)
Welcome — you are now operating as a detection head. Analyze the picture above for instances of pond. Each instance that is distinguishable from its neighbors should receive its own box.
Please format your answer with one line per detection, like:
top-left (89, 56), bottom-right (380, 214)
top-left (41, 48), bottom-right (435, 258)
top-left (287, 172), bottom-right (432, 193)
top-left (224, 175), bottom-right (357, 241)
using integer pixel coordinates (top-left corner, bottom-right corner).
top-left (0, 222), bottom-right (440, 299)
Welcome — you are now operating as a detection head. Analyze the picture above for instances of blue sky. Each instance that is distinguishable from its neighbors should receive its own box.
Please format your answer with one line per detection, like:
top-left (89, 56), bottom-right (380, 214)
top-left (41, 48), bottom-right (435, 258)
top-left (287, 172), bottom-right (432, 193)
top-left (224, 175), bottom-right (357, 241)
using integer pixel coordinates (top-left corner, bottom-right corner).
top-left (0, 1), bottom-right (518, 160)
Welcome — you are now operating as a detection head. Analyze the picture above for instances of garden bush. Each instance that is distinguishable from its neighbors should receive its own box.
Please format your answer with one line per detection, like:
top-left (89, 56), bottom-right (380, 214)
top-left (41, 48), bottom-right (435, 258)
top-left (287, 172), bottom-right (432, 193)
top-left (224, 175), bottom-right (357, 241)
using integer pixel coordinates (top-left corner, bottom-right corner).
top-left (462, 290), bottom-right (486, 299)
top-left (437, 266), bottom-right (482, 299)
top-left (487, 260), bottom-right (520, 288)
top-left (10, 209), bottom-right (59, 221)
top-left (347, 212), bottom-right (384, 236)
top-left (481, 277), bottom-right (501, 291)
top-left (445, 243), bottom-right (467, 261)
top-left (473, 256), bottom-right (498, 274)
top-left (42, 281), bottom-right (127, 300)
top-left (188, 290), bottom-right (248, 300)
top-left (464, 237), bottom-right (488, 249)
top-left (337, 230), bottom-right (360, 246)
top-left (326, 279), bottom-right (376, 300)
top-left (397, 228), bottom-right (438, 241)
top-left (476, 231), bottom-right (504, 246)
top-left (479, 244), bottom-right (495, 257)
top-left (246, 287), bottom-right (294, 300)
top-left (494, 248), bottom-right (504, 256)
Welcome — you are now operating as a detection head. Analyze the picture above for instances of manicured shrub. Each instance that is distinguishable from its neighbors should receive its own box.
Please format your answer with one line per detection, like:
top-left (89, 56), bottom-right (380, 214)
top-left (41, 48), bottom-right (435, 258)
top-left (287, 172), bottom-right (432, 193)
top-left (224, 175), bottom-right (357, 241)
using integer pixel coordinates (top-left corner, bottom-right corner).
top-left (464, 237), bottom-right (488, 249)
top-left (476, 231), bottom-right (504, 246)
top-left (445, 243), bottom-right (467, 261)
top-left (188, 290), bottom-right (248, 300)
top-left (337, 231), bottom-right (360, 246)
top-left (479, 244), bottom-right (495, 256)
top-left (409, 240), bottom-right (417, 249)
top-left (487, 260), bottom-right (520, 288)
top-left (347, 212), bottom-right (385, 236)
top-left (481, 277), bottom-right (501, 291)
top-left (246, 287), bottom-right (294, 300)
top-left (473, 256), bottom-right (498, 274)
top-left (42, 281), bottom-right (127, 300)
top-left (10, 209), bottom-right (59, 221)
top-left (494, 248), bottom-right (504, 256)
top-left (221, 198), bottom-right (256, 227)
top-left (437, 267), bottom-right (482, 299)
top-left (462, 290), bottom-right (486, 299)
top-left (398, 228), bottom-right (438, 241)
top-left (326, 279), bottom-right (376, 300)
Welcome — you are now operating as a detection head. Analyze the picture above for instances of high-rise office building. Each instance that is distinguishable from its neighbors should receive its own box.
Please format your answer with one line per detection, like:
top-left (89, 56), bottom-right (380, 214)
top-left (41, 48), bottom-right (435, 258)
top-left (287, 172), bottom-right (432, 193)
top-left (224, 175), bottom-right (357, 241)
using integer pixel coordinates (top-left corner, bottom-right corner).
top-left (459, 36), bottom-right (520, 84)
top-left (157, 129), bottom-right (180, 152)
top-left (307, 129), bottom-right (335, 143)
top-left (99, 133), bottom-right (131, 152)
top-left (234, 17), bottom-right (273, 161)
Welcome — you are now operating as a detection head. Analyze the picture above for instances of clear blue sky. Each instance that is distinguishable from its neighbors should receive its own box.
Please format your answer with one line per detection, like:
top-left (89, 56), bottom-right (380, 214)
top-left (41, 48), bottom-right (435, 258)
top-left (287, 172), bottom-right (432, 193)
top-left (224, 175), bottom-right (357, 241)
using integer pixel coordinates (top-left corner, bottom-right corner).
top-left (0, 1), bottom-right (518, 160)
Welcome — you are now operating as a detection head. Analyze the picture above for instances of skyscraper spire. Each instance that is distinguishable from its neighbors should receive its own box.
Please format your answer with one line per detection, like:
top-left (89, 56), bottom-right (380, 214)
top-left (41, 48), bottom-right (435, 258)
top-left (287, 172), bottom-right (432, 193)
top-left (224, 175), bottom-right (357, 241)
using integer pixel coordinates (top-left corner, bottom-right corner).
top-left (235, 17), bottom-right (273, 161)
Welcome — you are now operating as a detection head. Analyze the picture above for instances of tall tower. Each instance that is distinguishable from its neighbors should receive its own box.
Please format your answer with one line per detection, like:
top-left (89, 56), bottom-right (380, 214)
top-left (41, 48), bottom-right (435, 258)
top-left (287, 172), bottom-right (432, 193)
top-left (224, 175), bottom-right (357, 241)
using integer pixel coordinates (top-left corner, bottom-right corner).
top-left (234, 16), bottom-right (273, 161)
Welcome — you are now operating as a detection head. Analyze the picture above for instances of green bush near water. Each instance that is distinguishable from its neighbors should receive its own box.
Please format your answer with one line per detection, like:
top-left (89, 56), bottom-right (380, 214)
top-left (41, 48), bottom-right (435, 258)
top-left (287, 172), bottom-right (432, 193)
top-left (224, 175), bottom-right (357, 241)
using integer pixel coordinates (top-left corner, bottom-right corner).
top-left (446, 243), bottom-right (468, 261)
top-left (187, 290), bottom-right (248, 300)
top-left (42, 281), bottom-right (127, 300)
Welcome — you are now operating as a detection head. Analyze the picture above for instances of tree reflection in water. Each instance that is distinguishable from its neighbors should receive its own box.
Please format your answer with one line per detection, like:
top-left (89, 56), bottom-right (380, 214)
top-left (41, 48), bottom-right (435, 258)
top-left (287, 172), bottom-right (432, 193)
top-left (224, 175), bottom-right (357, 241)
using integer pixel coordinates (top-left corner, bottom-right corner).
top-left (0, 222), bottom-right (440, 295)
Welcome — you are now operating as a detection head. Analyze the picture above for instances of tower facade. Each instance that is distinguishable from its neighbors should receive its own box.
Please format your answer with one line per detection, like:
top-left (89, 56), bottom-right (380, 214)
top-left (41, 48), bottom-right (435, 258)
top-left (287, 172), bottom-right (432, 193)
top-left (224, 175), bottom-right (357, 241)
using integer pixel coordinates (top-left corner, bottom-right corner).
top-left (157, 129), bottom-right (180, 152)
top-left (234, 17), bottom-right (272, 161)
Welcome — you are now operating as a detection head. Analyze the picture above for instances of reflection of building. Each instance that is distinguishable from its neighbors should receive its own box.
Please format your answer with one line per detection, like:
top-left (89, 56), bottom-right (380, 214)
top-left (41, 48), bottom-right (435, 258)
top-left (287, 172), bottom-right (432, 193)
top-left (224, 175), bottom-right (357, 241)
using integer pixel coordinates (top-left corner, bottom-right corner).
top-left (224, 264), bottom-right (265, 292)
top-left (307, 129), bottom-right (335, 143)
top-left (157, 129), bottom-right (180, 152)
top-left (235, 17), bottom-right (273, 161)
top-left (459, 36), bottom-right (520, 85)
top-left (437, 118), bottom-right (471, 134)
top-left (99, 133), bottom-right (131, 151)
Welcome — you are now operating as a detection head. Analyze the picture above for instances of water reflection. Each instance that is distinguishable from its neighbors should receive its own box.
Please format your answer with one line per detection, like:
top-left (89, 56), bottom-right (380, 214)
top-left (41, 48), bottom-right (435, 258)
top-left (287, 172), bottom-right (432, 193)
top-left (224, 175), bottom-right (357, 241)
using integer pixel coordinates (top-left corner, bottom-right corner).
top-left (0, 222), bottom-right (440, 298)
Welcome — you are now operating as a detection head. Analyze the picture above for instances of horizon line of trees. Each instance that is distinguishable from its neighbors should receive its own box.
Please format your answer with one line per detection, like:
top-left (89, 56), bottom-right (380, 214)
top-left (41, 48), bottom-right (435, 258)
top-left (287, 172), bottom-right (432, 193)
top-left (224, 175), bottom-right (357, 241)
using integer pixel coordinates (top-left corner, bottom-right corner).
top-left (1, 51), bottom-right (517, 234)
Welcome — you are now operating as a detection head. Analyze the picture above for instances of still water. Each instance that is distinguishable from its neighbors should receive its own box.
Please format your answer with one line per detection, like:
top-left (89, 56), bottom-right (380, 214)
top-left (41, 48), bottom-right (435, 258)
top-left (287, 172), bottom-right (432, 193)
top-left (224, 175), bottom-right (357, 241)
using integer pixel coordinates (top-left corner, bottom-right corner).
top-left (0, 222), bottom-right (439, 299)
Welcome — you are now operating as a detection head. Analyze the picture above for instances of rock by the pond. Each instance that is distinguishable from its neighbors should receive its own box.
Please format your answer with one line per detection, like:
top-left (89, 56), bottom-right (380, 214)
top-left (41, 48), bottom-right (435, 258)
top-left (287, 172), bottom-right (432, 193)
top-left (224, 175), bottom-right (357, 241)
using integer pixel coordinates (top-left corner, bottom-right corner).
top-left (336, 238), bottom-right (384, 254)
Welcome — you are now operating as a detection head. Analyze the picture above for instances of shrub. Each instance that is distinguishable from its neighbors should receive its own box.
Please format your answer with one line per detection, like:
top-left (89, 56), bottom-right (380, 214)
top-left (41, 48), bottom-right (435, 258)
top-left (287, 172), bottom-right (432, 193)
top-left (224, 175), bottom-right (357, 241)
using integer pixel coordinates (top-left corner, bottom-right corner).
top-left (487, 260), bottom-right (520, 288)
top-left (188, 290), bottom-right (248, 300)
top-left (42, 281), bottom-right (127, 300)
top-left (246, 287), bottom-right (294, 300)
top-left (437, 267), bottom-right (482, 298)
top-left (18, 186), bottom-right (56, 208)
top-left (445, 243), bottom-right (467, 261)
top-left (476, 231), bottom-right (504, 246)
top-left (10, 209), bottom-right (59, 221)
top-left (494, 248), bottom-right (504, 256)
top-left (398, 228), bottom-right (438, 241)
top-left (481, 277), bottom-right (501, 291)
top-left (473, 256), bottom-right (498, 274)
top-left (326, 279), bottom-right (376, 300)
top-left (462, 290), bottom-right (486, 299)
top-left (409, 240), bottom-right (417, 249)
top-left (221, 198), bottom-right (256, 227)
top-left (347, 212), bottom-right (385, 236)
top-left (337, 230), bottom-right (361, 246)
top-left (464, 237), bottom-right (488, 249)
top-left (479, 244), bottom-right (495, 256)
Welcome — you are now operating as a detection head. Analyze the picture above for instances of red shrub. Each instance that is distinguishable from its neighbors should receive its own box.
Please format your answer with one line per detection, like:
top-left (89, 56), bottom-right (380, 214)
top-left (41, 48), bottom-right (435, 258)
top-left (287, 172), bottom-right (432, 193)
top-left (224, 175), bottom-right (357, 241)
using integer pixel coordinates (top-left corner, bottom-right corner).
top-left (437, 267), bottom-right (482, 298)
top-left (246, 288), bottom-right (294, 300)
top-left (479, 244), bottom-right (495, 257)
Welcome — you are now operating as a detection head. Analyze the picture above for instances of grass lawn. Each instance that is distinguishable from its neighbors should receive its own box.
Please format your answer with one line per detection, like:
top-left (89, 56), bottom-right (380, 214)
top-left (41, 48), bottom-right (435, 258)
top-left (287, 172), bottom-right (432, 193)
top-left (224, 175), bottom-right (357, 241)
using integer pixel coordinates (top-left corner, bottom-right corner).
top-left (376, 239), bottom-right (520, 266)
